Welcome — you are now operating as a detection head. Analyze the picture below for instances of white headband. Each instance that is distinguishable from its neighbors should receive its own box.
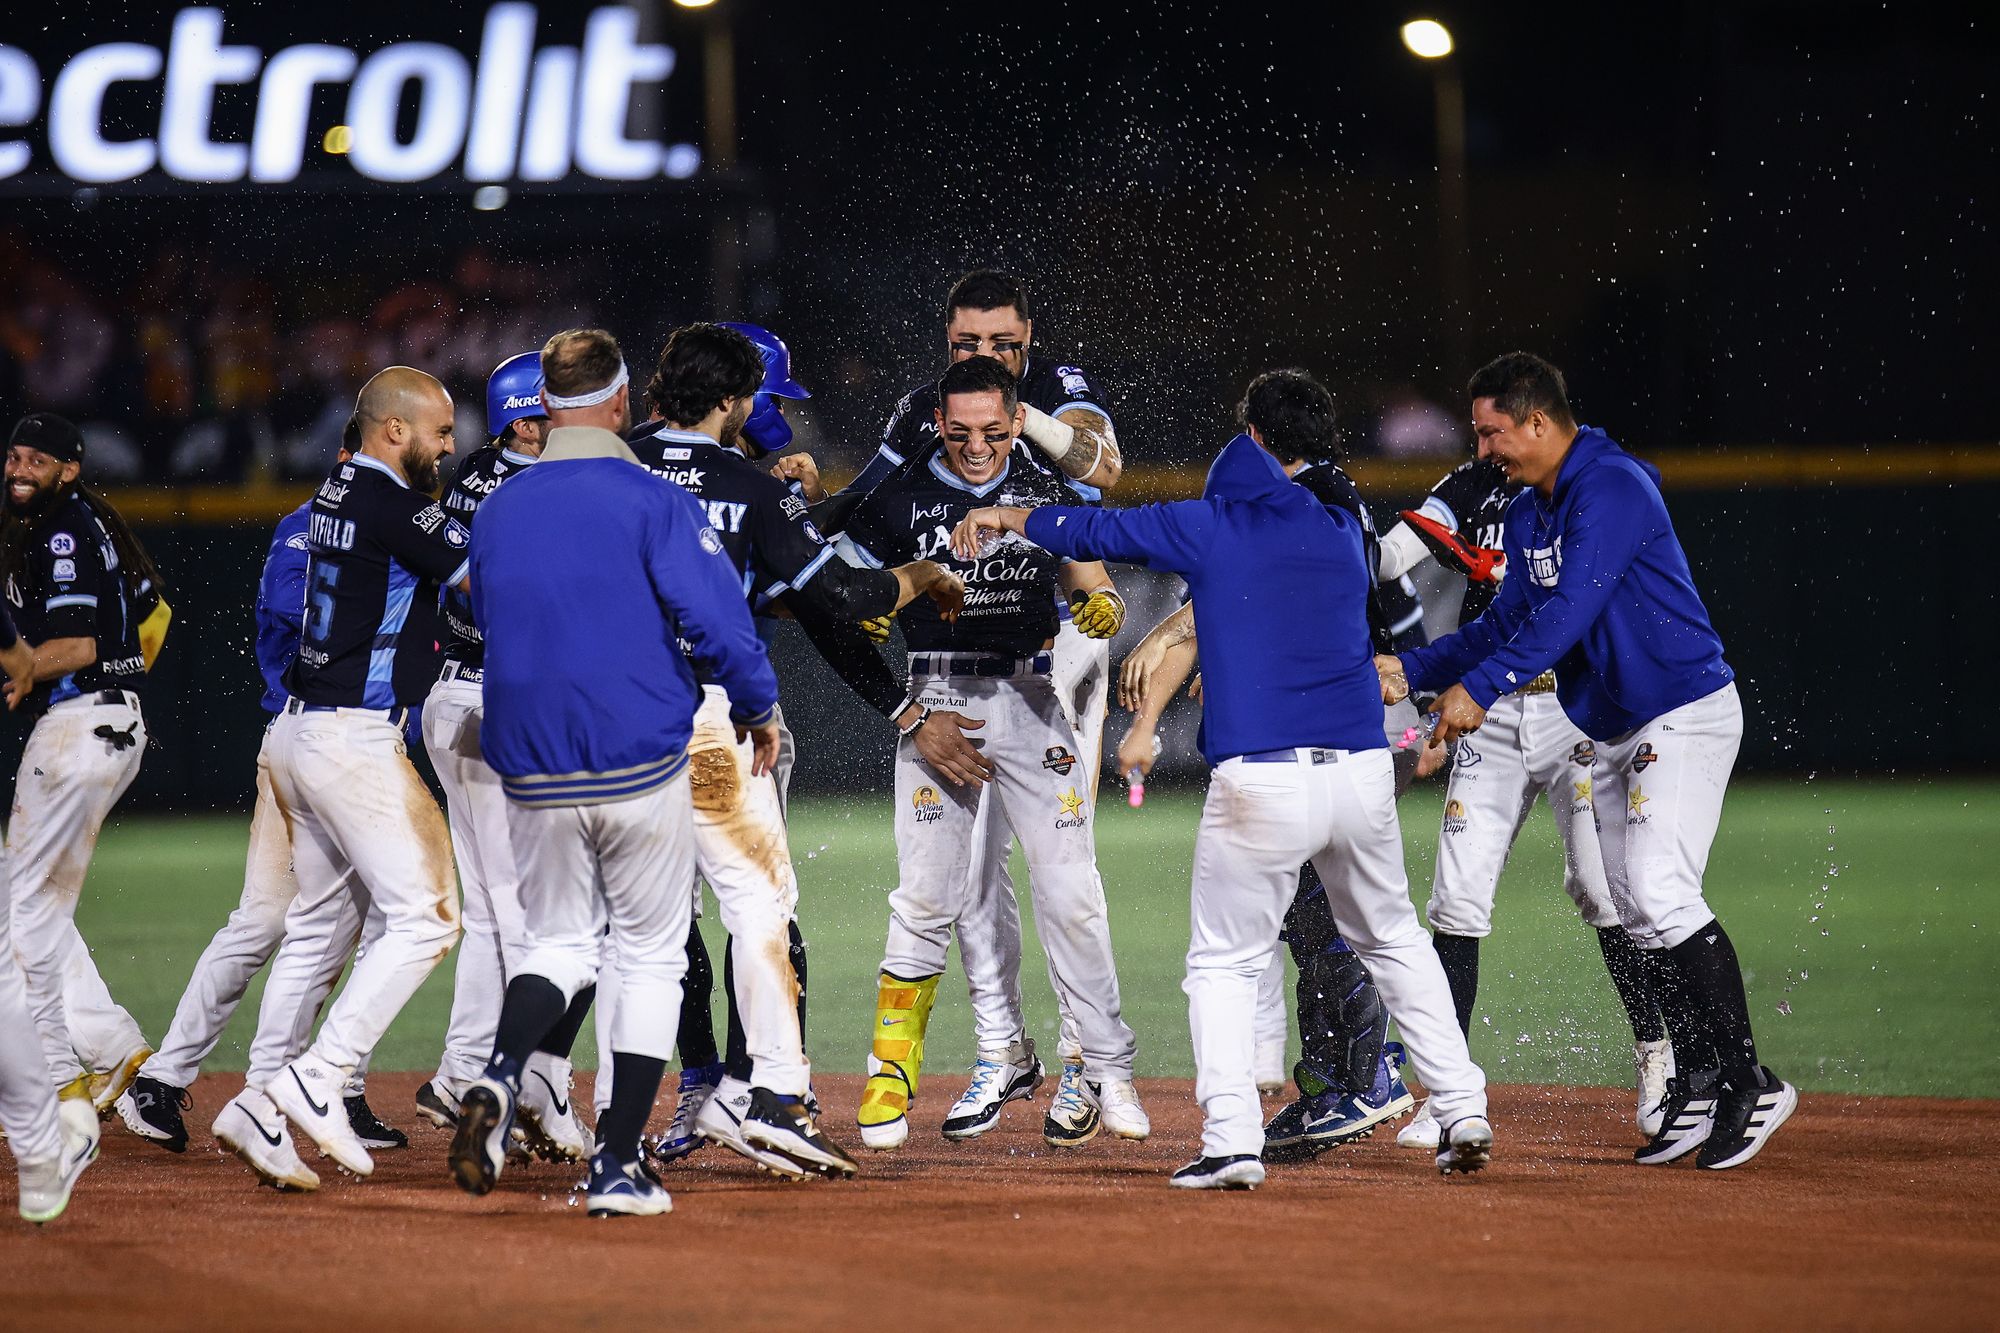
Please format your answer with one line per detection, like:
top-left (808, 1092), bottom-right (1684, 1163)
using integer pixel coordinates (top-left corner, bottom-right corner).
top-left (543, 360), bottom-right (628, 410)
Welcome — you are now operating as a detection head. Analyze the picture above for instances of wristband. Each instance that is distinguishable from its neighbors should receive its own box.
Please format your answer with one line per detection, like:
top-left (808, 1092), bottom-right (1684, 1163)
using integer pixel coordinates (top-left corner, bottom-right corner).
top-left (898, 706), bottom-right (932, 738)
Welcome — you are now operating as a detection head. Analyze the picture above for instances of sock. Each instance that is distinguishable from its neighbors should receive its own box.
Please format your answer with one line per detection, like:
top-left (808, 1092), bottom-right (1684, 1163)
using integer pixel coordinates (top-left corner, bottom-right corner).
top-left (1666, 919), bottom-right (1759, 1078)
top-left (788, 919), bottom-right (809, 1043)
top-left (487, 975), bottom-right (567, 1086)
top-left (722, 936), bottom-right (750, 1083)
top-left (599, 1052), bottom-right (667, 1164)
top-left (1596, 926), bottom-right (1667, 1044)
top-left (1646, 946), bottom-right (1714, 1074)
top-left (1431, 932), bottom-right (1480, 1036)
top-left (677, 922), bottom-right (719, 1069)
top-left (536, 984), bottom-right (596, 1058)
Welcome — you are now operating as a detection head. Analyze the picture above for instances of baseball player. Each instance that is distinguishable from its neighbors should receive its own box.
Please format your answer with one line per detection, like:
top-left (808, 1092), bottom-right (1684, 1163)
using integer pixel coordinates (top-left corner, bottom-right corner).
top-left (447, 327), bottom-right (782, 1217)
top-left (211, 366), bottom-right (467, 1186)
top-left (1385, 351), bottom-right (1795, 1171)
top-left (820, 270), bottom-right (1131, 1144)
top-left (617, 323), bottom-right (958, 1176)
top-left (839, 354), bottom-right (1145, 1152)
top-left (0, 601), bottom-right (99, 1223)
top-left (2, 411), bottom-right (166, 1127)
top-left (413, 351), bottom-right (591, 1164)
top-left (954, 425), bottom-right (1492, 1187)
top-left (1375, 423), bottom-right (1672, 1151)
top-left (117, 420), bottom-right (404, 1159)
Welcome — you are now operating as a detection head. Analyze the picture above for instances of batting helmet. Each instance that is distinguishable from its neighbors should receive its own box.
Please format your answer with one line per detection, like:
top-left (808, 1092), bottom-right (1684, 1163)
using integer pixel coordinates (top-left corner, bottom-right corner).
top-left (486, 351), bottom-right (547, 441)
top-left (718, 321), bottom-right (809, 455)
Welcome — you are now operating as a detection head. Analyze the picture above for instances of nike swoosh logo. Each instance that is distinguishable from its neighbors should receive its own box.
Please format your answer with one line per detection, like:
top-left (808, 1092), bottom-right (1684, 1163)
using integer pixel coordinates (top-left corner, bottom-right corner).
top-left (248, 1114), bottom-right (284, 1147)
top-left (881, 1017), bottom-right (904, 1026)
top-left (292, 1069), bottom-right (330, 1118)
top-left (531, 1071), bottom-right (570, 1117)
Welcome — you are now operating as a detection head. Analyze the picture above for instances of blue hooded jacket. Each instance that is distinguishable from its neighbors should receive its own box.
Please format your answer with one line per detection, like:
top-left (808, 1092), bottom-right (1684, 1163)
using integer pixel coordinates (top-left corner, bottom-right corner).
top-left (1025, 434), bottom-right (1385, 764)
top-left (1401, 426), bottom-right (1733, 740)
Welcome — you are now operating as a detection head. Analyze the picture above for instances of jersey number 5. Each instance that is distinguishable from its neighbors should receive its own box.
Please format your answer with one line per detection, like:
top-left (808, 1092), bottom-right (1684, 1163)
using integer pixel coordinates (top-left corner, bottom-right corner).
top-left (306, 560), bottom-right (341, 644)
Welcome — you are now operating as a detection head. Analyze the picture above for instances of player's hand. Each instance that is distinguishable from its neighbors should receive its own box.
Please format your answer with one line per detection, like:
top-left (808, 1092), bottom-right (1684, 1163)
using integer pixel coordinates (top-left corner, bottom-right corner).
top-left (1187, 672), bottom-right (1202, 703)
top-left (909, 709), bottom-right (992, 789)
top-left (1429, 684), bottom-right (1486, 749)
top-left (0, 640), bottom-right (33, 709)
top-left (923, 566), bottom-right (966, 624)
top-left (771, 453), bottom-right (826, 503)
top-left (949, 506), bottom-right (1029, 560)
top-left (858, 613), bottom-right (894, 644)
top-left (1414, 737), bottom-right (1450, 779)
top-left (1114, 722), bottom-right (1160, 780)
top-left (735, 720), bottom-right (783, 777)
top-left (1375, 654), bottom-right (1411, 705)
top-left (1117, 634), bottom-right (1170, 712)
top-left (1069, 587), bottom-right (1124, 640)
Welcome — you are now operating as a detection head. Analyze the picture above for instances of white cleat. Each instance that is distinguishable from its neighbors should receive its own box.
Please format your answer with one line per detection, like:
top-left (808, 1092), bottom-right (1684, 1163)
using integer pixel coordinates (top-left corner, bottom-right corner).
top-left (1097, 1078), bottom-right (1151, 1141)
top-left (517, 1054), bottom-right (591, 1163)
top-left (695, 1075), bottom-right (810, 1179)
top-left (214, 1088), bottom-right (320, 1192)
top-left (1397, 1097), bottom-right (1442, 1150)
top-left (1636, 1038), bottom-right (1676, 1138)
top-left (21, 1098), bottom-right (102, 1222)
top-left (1436, 1115), bottom-right (1493, 1175)
top-left (942, 1042), bottom-right (1043, 1141)
top-left (268, 1053), bottom-right (373, 1177)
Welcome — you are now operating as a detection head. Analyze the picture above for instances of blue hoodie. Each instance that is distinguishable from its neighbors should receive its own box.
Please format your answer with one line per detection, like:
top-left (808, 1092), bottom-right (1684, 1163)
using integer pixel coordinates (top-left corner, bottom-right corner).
top-left (1401, 426), bottom-right (1733, 740)
top-left (1024, 434), bottom-right (1385, 764)
top-left (255, 503), bottom-right (312, 714)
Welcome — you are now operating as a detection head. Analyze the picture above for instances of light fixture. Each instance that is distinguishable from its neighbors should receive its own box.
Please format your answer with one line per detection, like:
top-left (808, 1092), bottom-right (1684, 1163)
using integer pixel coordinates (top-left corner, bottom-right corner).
top-left (1400, 19), bottom-right (1454, 59)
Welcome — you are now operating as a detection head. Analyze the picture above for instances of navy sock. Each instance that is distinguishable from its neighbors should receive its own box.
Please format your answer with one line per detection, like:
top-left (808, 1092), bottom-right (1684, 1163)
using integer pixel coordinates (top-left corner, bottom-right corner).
top-left (599, 1052), bottom-right (667, 1164)
top-left (677, 922), bottom-right (719, 1069)
top-left (1432, 932), bottom-right (1480, 1036)
top-left (1596, 927), bottom-right (1667, 1044)
top-left (488, 975), bottom-right (566, 1085)
top-left (1666, 919), bottom-right (1760, 1078)
top-left (536, 984), bottom-right (596, 1058)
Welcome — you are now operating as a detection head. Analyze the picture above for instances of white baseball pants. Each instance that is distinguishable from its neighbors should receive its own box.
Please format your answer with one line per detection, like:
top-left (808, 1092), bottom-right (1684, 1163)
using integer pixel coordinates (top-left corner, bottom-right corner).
top-left (9, 694), bottom-right (147, 1086)
top-left (0, 850), bottom-right (61, 1168)
top-left (264, 706), bottom-right (459, 1074)
top-left (423, 672), bottom-right (532, 1088)
top-left (884, 669), bottom-right (1136, 1080)
top-left (508, 773), bottom-right (695, 1063)
top-left (1189, 749), bottom-right (1485, 1158)
top-left (1591, 683), bottom-right (1743, 951)
top-left (1429, 690), bottom-right (1618, 937)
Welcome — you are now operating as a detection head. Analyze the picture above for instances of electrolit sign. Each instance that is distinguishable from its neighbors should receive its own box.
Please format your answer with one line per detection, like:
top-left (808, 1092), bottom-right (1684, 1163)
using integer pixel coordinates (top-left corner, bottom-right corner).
top-left (0, 4), bottom-right (699, 186)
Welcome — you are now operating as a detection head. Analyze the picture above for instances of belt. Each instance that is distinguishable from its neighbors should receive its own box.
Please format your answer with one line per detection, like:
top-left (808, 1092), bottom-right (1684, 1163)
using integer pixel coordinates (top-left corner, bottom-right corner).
top-left (51, 688), bottom-right (141, 713)
top-left (908, 652), bottom-right (1053, 680)
top-left (1517, 671), bottom-right (1557, 696)
top-left (1241, 746), bottom-right (1349, 765)
top-left (284, 697), bottom-right (411, 729)
top-left (441, 661), bottom-right (484, 684)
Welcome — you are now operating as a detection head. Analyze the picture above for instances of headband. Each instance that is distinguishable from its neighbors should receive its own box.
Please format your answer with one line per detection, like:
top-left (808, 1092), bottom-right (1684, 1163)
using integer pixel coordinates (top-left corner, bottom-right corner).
top-left (543, 360), bottom-right (628, 410)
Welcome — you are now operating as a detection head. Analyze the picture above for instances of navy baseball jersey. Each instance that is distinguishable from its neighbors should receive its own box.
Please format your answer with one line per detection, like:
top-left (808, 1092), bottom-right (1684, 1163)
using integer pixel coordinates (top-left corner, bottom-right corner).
top-left (286, 454), bottom-right (470, 709)
top-left (440, 442), bottom-right (538, 666)
top-left (1292, 461), bottom-right (1428, 653)
top-left (1416, 458), bottom-right (1516, 625)
top-left (842, 452), bottom-right (1074, 656)
top-left (6, 490), bottom-right (149, 710)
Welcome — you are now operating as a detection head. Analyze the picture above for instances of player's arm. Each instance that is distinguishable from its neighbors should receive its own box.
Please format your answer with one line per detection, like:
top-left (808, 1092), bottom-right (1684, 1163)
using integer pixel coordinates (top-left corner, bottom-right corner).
top-left (769, 453), bottom-right (826, 503)
top-left (752, 480), bottom-right (962, 623)
top-left (1021, 405), bottom-right (1121, 489)
top-left (647, 489), bottom-right (781, 753)
top-left (784, 595), bottom-right (908, 721)
top-left (381, 499), bottom-right (473, 593)
top-left (0, 604), bottom-right (32, 708)
top-left (951, 500), bottom-right (1216, 577)
top-left (1056, 560), bottom-right (1123, 641)
top-left (1117, 599), bottom-right (1196, 712)
top-left (262, 524), bottom-right (310, 639)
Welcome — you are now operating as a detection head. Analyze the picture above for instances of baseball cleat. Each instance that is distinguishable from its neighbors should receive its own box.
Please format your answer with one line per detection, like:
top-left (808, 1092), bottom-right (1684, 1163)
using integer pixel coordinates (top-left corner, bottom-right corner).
top-left (213, 1089), bottom-right (318, 1192)
top-left (652, 1063), bottom-right (723, 1164)
top-left (942, 1042), bottom-right (1043, 1141)
top-left (1096, 1078), bottom-right (1151, 1141)
top-left (414, 1078), bottom-right (465, 1130)
top-left (585, 1148), bottom-right (672, 1218)
top-left (1697, 1067), bottom-right (1798, 1170)
top-left (741, 1087), bottom-right (859, 1179)
top-left (269, 1053), bottom-right (373, 1177)
top-left (116, 1075), bottom-right (191, 1153)
top-left (1266, 1044), bottom-right (1416, 1160)
top-left (1255, 1039), bottom-right (1288, 1095)
top-left (1170, 1154), bottom-right (1265, 1191)
top-left (1436, 1115), bottom-right (1493, 1175)
top-left (345, 1094), bottom-right (407, 1150)
top-left (19, 1101), bottom-right (102, 1223)
top-left (1635, 1038), bottom-right (1676, 1138)
top-left (695, 1076), bottom-right (811, 1179)
top-left (516, 1054), bottom-right (590, 1164)
top-left (1397, 1097), bottom-right (1442, 1150)
top-left (1042, 1060), bottom-right (1102, 1148)
top-left (449, 1077), bottom-right (517, 1196)
top-left (1635, 1071), bottom-right (1719, 1166)
top-left (89, 1043), bottom-right (155, 1115)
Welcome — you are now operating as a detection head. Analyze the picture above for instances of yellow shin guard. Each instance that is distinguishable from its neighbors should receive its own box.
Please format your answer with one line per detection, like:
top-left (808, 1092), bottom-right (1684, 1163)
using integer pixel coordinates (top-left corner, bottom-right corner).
top-left (858, 972), bottom-right (940, 1127)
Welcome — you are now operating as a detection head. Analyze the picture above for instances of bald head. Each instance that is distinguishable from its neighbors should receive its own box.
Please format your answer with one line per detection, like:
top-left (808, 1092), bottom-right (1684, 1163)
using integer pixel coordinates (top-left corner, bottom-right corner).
top-left (354, 365), bottom-right (456, 491)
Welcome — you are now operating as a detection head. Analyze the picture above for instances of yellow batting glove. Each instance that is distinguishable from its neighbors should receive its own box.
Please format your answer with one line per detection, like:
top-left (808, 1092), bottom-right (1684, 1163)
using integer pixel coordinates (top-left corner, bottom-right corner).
top-left (1069, 588), bottom-right (1125, 640)
top-left (859, 613), bottom-right (894, 645)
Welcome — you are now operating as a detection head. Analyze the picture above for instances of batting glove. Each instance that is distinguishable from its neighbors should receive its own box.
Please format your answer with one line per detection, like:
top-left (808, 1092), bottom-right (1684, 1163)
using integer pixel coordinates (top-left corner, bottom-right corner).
top-left (1069, 588), bottom-right (1126, 640)
top-left (859, 613), bottom-right (895, 645)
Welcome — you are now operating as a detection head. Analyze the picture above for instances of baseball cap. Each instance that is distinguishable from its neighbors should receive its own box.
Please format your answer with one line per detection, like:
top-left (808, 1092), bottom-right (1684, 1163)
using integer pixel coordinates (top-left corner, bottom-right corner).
top-left (9, 412), bottom-right (85, 464)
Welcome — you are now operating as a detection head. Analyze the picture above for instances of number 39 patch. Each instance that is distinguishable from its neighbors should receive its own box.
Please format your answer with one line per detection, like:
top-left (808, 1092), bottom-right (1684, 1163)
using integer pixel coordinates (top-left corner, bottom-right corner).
top-left (49, 533), bottom-right (75, 556)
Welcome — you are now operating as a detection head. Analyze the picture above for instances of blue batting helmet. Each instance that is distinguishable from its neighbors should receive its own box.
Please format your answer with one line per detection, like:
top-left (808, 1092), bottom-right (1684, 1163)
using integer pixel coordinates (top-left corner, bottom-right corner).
top-left (485, 351), bottom-right (547, 441)
top-left (719, 321), bottom-right (810, 456)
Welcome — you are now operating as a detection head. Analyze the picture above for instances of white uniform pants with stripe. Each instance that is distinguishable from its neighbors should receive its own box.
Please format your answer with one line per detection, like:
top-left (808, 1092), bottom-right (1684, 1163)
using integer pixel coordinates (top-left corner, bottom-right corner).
top-left (1591, 683), bottom-right (1742, 951)
top-left (424, 674), bottom-right (532, 1088)
top-left (0, 848), bottom-right (61, 1167)
top-left (263, 708), bottom-right (459, 1074)
top-left (1189, 749), bottom-right (1485, 1158)
top-left (510, 774), bottom-right (695, 1062)
top-left (1428, 690), bottom-right (1618, 937)
top-left (884, 671), bottom-right (1136, 1080)
top-left (9, 695), bottom-right (146, 1086)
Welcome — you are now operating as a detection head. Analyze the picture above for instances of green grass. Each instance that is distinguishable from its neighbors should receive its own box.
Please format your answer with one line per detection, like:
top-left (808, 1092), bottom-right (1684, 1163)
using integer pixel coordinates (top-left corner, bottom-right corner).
top-left (72, 778), bottom-right (2000, 1097)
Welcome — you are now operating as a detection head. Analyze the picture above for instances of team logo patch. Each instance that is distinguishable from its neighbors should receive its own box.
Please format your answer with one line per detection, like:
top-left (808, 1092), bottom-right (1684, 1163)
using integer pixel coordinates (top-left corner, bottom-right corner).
top-left (444, 520), bottom-right (470, 548)
top-left (1057, 365), bottom-right (1089, 396)
top-left (286, 533), bottom-right (310, 551)
top-left (1573, 778), bottom-right (1594, 810)
top-left (780, 494), bottom-right (807, 520)
top-left (1055, 788), bottom-right (1088, 829)
top-left (1632, 743), bottom-right (1658, 773)
top-left (1453, 741), bottom-right (1480, 768)
top-left (51, 558), bottom-right (76, 582)
top-left (911, 786), bottom-right (943, 824)
top-left (1442, 799), bottom-right (1468, 835)
top-left (413, 504), bottom-right (447, 534)
top-left (49, 533), bottom-right (75, 556)
top-left (699, 527), bottom-right (724, 556)
top-left (1042, 745), bottom-right (1076, 775)
top-left (1627, 785), bottom-right (1650, 825)
top-left (1569, 741), bottom-right (1595, 766)
top-left (802, 520), bottom-right (824, 545)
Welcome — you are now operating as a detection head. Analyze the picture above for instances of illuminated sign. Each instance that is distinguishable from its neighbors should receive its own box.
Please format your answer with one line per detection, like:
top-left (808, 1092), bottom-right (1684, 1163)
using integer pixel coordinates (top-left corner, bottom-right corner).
top-left (0, 4), bottom-right (699, 186)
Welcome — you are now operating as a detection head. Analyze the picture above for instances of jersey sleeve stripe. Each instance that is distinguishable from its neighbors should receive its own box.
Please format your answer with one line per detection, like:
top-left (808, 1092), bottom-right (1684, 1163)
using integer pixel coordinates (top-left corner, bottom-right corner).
top-left (785, 545), bottom-right (837, 592)
top-left (1418, 495), bottom-right (1458, 532)
top-left (1050, 401), bottom-right (1113, 427)
top-left (839, 535), bottom-right (885, 570)
top-left (876, 443), bottom-right (906, 466)
top-left (46, 594), bottom-right (98, 610)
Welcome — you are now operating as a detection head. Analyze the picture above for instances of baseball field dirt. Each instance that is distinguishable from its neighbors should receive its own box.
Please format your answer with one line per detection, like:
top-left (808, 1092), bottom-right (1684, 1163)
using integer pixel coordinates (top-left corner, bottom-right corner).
top-left (4, 1073), bottom-right (1995, 1330)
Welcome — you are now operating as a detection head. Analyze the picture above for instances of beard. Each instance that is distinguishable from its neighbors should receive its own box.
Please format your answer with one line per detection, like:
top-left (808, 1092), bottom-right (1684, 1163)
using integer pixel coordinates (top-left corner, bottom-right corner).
top-left (406, 450), bottom-right (442, 494)
top-left (4, 474), bottom-right (63, 518)
top-left (718, 398), bottom-right (754, 452)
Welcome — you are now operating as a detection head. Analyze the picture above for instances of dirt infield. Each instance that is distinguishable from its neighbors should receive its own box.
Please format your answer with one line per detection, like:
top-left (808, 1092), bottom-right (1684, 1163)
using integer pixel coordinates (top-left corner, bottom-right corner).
top-left (5, 1073), bottom-right (1996, 1331)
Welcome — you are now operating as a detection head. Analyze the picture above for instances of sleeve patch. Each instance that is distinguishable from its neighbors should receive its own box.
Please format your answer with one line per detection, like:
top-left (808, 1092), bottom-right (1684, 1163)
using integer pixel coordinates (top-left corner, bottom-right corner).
top-left (413, 504), bottom-right (447, 535)
top-left (51, 558), bottom-right (76, 582)
top-left (699, 527), bottom-right (724, 556)
top-left (444, 520), bottom-right (470, 549)
top-left (285, 533), bottom-right (310, 551)
top-left (49, 533), bottom-right (75, 556)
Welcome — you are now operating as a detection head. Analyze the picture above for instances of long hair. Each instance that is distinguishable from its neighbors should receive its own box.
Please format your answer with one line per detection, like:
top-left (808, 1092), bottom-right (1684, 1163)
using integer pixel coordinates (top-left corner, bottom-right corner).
top-left (0, 484), bottom-right (166, 610)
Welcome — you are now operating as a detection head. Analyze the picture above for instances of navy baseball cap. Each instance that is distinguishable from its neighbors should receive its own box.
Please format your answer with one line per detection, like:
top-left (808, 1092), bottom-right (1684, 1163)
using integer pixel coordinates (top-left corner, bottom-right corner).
top-left (9, 412), bottom-right (84, 463)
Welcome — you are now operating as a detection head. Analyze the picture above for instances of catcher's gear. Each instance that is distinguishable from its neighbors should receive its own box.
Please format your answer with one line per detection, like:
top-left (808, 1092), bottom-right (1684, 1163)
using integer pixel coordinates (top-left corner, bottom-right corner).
top-left (1068, 587), bottom-right (1125, 640)
top-left (1399, 509), bottom-right (1505, 585)
top-left (859, 613), bottom-right (894, 645)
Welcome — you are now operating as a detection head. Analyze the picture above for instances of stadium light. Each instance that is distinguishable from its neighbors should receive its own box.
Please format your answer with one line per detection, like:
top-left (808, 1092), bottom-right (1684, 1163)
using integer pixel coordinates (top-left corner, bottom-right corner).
top-left (1401, 19), bottom-right (1454, 60)
top-left (672, 0), bottom-right (718, 8)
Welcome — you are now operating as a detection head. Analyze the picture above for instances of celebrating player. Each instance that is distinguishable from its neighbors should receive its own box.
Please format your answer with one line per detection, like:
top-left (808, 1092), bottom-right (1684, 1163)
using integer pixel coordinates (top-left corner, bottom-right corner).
top-left (840, 354), bottom-right (1145, 1152)
top-left (1383, 352), bottom-right (1795, 1170)
top-left (2, 412), bottom-right (166, 1131)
